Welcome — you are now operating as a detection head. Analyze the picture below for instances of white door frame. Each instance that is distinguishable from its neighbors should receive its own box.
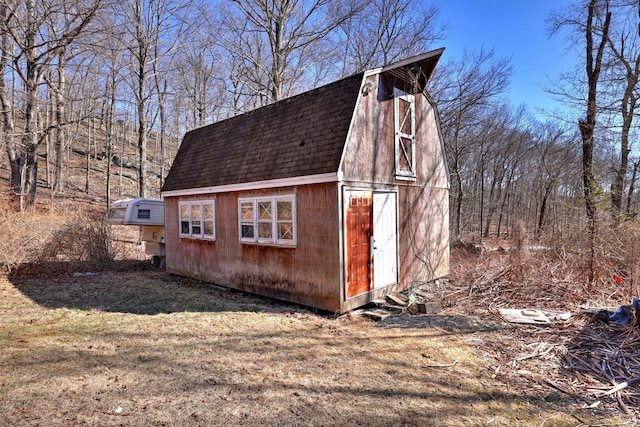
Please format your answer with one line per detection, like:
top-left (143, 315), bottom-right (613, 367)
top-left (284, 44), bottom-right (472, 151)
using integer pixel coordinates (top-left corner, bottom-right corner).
top-left (372, 191), bottom-right (398, 289)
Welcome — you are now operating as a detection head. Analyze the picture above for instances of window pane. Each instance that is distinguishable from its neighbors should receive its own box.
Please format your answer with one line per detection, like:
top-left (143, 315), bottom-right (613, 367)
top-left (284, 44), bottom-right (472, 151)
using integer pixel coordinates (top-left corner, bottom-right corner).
top-left (399, 98), bottom-right (412, 134)
top-left (191, 204), bottom-right (201, 220)
top-left (137, 209), bottom-right (151, 219)
top-left (180, 205), bottom-right (189, 220)
top-left (258, 222), bottom-right (272, 238)
top-left (278, 222), bottom-right (293, 240)
top-left (181, 221), bottom-right (190, 234)
top-left (241, 202), bottom-right (254, 220)
top-left (189, 205), bottom-right (200, 234)
top-left (258, 201), bottom-right (272, 220)
top-left (203, 221), bottom-right (214, 235)
top-left (277, 201), bottom-right (292, 220)
top-left (241, 224), bottom-right (254, 238)
top-left (203, 204), bottom-right (213, 219)
top-left (400, 136), bottom-right (413, 169)
top-left (107, 208), bottom-right (125, 221)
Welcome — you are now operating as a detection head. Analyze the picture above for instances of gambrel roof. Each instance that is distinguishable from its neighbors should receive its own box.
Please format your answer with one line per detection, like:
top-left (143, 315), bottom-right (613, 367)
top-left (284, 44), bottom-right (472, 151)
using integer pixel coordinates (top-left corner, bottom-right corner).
top-left (162, 48), bottom-right (445, 193)
top-left (162, 72), bottom-right (365, 192)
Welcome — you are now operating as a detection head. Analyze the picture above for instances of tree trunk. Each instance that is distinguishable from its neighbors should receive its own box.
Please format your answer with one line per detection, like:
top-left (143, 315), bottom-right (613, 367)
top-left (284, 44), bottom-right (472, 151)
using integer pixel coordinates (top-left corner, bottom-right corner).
top-left (580, 0), bottom-right (611, 283)
top-left (453, 172), bottom-right (463, 239)
top-left (607, 11), bottom-right (639, 222)
top-left (105, 74), bottom-right (116, 207)
top-left (611, 135), bottom-right (628, 219)
top-left (271, 18), bottom-right (284, 102)
top-left (496, 168), bottom-right (515, 238)
top-left (536, 183), bottom-right (553, 239)
top-left (53, 52), bottom-right (67, 193)
top-left (627, 160), bottom-right (640, 213)
top-left (135, 0), bottom-right (148, 198)
top-left (610, 83), bottom-right (635, 222)
top-left (22, 57), bottom-right (41, 207)
top-left (158, 85), bottom-right (166, 188)
top-left (483, 165), bottom-right (505, 238)
top-left (138, 90), bottom-right (148, 198)
top-left (85, 117), bottom-right (91, 194)
top-left (449, 130), bottom-right (463, 239)
top-left (0, 3), bottom-right (18, 203)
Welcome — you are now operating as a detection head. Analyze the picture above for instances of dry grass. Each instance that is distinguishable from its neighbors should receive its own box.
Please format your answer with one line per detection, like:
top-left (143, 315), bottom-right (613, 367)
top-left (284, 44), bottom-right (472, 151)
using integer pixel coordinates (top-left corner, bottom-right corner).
top-left (0, 201), bottom-right (130, 274)
top-left (0, 264), bottom-right (635, 427)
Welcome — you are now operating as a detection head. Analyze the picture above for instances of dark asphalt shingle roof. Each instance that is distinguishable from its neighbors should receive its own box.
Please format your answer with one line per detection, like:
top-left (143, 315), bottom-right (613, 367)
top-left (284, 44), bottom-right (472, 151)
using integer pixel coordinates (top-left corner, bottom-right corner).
top-left (162, 72), bottom-right (365, 192)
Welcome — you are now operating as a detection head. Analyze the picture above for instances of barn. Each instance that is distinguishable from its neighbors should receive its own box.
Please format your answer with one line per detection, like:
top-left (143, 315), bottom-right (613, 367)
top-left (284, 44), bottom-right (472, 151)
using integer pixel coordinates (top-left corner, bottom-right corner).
top-left (161, 48), bottom-right (449, 313)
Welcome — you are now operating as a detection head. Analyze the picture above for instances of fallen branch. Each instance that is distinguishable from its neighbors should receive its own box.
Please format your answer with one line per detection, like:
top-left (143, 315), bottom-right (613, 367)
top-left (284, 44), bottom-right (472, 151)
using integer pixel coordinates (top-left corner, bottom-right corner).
top-left (598, 381), bottom-right (629, 397)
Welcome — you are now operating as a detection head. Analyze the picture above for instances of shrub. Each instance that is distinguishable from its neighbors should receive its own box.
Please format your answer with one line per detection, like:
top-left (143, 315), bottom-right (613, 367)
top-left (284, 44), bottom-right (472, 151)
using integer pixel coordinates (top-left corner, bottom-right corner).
top-left (0, 203), bottom-right (118, 274)
top-left (0, 207), bottom-right (60, 273)
top-left (39, 214), bottom-right (117, 271)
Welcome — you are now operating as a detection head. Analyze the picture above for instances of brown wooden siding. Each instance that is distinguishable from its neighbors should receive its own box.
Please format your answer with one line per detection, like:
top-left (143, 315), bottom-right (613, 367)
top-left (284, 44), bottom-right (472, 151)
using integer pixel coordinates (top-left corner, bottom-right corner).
top-left (417, 98), bottom-right (449, 187)
top-left (397, 185), bottom-right (450, 287)
top-left (165, 182), bottom-right (342, 312)
top-left (340, 73), bottom-right (449, 299)
top-left (341, 74), bottom-right (448, 189)
top-left (341, 75), bottom-right (395, 183)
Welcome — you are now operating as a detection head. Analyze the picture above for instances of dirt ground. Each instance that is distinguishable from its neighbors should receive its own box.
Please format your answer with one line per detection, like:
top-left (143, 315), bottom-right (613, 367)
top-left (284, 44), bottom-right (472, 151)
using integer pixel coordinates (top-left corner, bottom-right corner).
top-left (1, 255), bottom-right (638, 426)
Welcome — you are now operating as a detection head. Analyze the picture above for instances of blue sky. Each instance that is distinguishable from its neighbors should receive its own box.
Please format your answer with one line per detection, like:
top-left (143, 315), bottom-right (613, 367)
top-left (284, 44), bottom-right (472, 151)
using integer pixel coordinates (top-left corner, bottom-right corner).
top-left (438, 0), bottom-right (578, 118)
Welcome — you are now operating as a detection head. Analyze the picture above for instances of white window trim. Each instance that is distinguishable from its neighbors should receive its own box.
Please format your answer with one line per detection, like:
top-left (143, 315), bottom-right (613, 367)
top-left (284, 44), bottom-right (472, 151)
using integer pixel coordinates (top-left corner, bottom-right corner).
top-left (179, 200), bottom-right (216, 240)
top-left (394, 87), bottom-right (416, 180)
top-left (238, 195), bottom-right (297, 247)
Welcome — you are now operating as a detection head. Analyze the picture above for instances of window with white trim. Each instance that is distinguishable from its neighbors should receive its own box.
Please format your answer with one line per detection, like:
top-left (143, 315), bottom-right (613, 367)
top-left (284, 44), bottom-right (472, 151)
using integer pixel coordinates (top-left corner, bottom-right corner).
top-left (179, 200), bottom-right (215, 240)
top-left (394, 87), bottom-right (416, 179)
top-left (239, 195), bottom-right (296, 246)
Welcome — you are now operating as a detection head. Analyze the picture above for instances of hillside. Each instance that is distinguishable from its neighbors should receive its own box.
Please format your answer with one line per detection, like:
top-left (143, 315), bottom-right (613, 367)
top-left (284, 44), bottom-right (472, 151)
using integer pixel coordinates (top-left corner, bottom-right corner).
top-left (0, 120), bottom-right (177, 272)
top-left (0, 118), bottom-right (174, 213)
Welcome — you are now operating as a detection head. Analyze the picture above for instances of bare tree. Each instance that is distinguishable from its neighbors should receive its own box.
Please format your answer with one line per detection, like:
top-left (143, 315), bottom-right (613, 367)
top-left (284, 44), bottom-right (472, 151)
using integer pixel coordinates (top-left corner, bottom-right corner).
top-left (120, 0), bottom-right (187, 198)
top-left (0, 2), bottom-right (17, 199)
top-left (627, 158), bottom-right (640, 213)
top-left (605, 0), bottom-right (639, 219)
top-left (550, 0), bottom-right (612, 281)
top-left (97, 14), bottom-right (126, 206)
top-left (44, 46), bottom-right (68, 194)
top-left (130, 0), bottom-right (151, 198)
top-left (336, 0), bottom-right (444, 73)
top-left (45, 20), bottom-right (93, 195)
top-left (430, 48), bottom-right (512, 240)
top-left (0, 0), bottom-right (102, 208)
top-left (579, 0), bottom-right (611, 282)
top-left (214, 0), bottom-right (362, 105)
top-left (174, 26), bottom-right (225, 128)
top-left (479, 106), bottom-right (535, 239)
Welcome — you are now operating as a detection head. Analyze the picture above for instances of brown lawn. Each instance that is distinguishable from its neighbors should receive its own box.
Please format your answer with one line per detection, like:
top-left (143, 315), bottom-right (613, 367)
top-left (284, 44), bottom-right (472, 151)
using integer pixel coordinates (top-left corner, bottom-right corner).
top-left (0, 263), bottom-right (635, 426)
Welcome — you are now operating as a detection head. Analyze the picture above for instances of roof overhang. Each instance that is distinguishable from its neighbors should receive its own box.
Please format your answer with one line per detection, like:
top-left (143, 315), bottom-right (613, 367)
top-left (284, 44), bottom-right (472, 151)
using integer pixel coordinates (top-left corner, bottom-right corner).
top-left (365, 47), bottom-right (445, 93)
top-left (162, 172), bottom-right (339, 198)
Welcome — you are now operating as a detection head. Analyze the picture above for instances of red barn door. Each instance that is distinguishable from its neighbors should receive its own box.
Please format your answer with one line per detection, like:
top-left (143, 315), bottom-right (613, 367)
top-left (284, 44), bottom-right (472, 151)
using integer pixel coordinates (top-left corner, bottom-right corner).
top-left (346, 193), bottom-right (372, 298)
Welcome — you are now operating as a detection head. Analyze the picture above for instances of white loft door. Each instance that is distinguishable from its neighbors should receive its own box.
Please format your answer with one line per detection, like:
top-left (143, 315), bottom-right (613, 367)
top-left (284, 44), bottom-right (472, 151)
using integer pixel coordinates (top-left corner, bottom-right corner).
top-left (373, 192), bottom-right (398, 289)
